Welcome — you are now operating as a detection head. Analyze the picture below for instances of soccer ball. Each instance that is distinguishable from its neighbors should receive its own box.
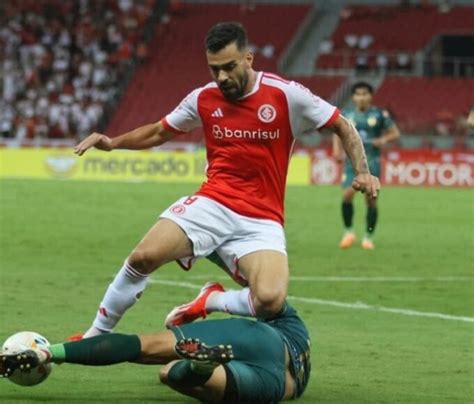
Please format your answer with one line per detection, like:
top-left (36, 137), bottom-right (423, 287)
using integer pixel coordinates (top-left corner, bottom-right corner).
top-left (2, 331), bottom-right (53, 386)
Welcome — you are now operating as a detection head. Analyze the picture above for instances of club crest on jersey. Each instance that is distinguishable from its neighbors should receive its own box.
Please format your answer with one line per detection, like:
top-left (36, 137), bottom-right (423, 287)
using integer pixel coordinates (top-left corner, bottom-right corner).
top-left (170, 205), bottom-right (186, 215)
top-left (257, 104), bottom-right (277, 123)
top-left (367, 116), bottom-right (378, 127)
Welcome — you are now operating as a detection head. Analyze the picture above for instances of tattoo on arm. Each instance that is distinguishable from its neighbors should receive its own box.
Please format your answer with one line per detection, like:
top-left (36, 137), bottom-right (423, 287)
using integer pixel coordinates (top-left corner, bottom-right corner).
top-left (333, 116), bottom-right (370, 175)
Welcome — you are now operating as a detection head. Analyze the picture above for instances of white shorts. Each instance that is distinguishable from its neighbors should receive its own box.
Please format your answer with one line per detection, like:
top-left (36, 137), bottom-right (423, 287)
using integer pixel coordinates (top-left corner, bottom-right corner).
top-left (159, 195), bottom-right (287, 281)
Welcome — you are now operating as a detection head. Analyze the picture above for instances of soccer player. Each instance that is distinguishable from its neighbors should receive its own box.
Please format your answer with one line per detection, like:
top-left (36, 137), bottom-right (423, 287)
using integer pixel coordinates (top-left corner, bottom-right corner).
top-left (73, 22), bottom-right (380, 338)
top-left (333, 82), bottom-right (400, 250)
top-left (1, 300), bottom-right (311, 403)
top-left (467, 107), bottom-right (474, 129)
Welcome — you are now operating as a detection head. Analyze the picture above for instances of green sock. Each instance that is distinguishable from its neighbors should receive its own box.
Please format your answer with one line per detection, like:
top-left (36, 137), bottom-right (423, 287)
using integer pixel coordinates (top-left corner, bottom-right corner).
top-left (342, 202), bottom-right (354, 230)
top-left (366, 206), bottom-right (378, 236)
top-left (49, 344), bottom-right (66, 363)
top-left (57, 334), bottom-right (141, 366)
top-left (167, 360), bottom-right (215, 388)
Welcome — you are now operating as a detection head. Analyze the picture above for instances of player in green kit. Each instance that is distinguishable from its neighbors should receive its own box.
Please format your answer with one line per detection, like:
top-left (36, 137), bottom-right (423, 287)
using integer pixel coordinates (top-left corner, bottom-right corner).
top-left (1, 300), bottom-right (310, 403)
top-left (333, 82), bottom-right (400, 250)
top-left (3, 249), bottom-right (311, 402)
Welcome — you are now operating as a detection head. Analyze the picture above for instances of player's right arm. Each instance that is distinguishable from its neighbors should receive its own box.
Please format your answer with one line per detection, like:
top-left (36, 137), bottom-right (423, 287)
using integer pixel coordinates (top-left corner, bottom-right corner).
top-left (73, 121), bottom-right (173, 156)
top-left (74, 87), bottom-right (203, 156)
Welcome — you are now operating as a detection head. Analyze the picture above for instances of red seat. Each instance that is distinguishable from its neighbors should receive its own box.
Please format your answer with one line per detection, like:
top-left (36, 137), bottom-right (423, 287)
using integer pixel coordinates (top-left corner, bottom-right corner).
top-left (374, 77), bottom-right (474, 133)
top-left (316, 5), bottom-right (474, 69)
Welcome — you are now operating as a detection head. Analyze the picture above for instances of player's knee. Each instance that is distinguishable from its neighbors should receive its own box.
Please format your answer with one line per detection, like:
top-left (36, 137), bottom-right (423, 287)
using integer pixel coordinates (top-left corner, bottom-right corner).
top-left (128, 248), bottom-right (161, 274)
top-left (366, 196), bottom-right (377, 208)
top-left (342, 190), bottom-right (355, 203)
top-left (159, 366), bottom-right (171, 385)
top-left (254, 287), bottom-right (286, 317)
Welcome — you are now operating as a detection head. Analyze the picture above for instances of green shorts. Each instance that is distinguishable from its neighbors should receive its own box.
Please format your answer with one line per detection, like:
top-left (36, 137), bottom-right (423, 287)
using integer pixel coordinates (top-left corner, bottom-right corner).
top-left (342, 157), bottom-right (381, 189)
top-left (171, 318), bottom-right (286, 403)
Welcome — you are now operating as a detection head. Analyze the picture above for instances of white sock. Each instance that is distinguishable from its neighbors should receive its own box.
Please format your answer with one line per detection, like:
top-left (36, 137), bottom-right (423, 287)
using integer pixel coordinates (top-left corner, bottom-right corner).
top-left (84, 261), bottom-right (149, 337)
top-left (205, 288), bottom-right (256, 317)
top-left (83, 325), bottom-right (108, 338)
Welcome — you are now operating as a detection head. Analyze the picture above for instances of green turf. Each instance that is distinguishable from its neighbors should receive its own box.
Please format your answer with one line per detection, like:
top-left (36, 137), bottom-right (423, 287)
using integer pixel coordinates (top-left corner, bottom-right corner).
top-left (0, 179), bottom-right (473, 403)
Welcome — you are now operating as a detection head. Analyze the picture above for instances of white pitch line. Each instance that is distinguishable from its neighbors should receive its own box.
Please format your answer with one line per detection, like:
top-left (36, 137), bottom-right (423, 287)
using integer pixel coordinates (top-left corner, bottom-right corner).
top-left (287, 276), bottom-right (474, 282)
top-left (286, 296), bottom-right (474, 323)
top-left (149, 279), bottom-right (474, 323)
top-left (156, 274), bottom-right (474, 282)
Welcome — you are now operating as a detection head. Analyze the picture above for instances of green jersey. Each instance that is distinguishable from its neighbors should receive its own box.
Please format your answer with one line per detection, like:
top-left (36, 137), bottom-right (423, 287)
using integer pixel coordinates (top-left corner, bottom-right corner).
top-left (264, 303), bottom-right (311, 399)
top-left (342, 106), bottom-right (394, 160)
top-left (171, 302), bottom-right (311, 402)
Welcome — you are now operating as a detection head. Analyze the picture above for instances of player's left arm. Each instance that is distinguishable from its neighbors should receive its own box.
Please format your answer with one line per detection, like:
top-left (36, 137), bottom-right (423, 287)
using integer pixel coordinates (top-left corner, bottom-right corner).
top-left (290, 81), bottom-right (378, 196)
top-left (332, 134), bottom-right (345, 162)
top-left (372, 124), bottom-right (401, 148)
top-left (326, 115), bottom-right (380, 198)
top-left (372, 109), bottom-right (400, 148)
top-left (466, 108), bottom-right (474, 129)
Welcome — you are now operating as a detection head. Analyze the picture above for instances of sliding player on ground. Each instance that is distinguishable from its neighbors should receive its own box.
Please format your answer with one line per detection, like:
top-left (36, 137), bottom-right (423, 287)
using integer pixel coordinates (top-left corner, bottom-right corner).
top-left (1, 300), bottom-right (310, 403)
top-left (333, 82), bottom-right (400, 250)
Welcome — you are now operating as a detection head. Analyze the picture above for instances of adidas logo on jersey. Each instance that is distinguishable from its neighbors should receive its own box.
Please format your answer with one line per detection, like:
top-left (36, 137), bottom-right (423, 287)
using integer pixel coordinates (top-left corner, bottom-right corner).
top-left (211, 108), bottom-right (224, 118)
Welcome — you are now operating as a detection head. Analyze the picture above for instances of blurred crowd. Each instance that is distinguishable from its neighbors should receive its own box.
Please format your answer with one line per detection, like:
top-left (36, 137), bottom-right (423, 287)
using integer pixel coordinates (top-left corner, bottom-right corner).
top-left (0, 0), bottom-right (154, 141)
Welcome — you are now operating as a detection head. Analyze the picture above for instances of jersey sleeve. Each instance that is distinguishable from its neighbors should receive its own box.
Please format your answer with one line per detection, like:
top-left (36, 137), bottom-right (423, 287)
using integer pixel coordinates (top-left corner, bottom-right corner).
top-left (381, 109), bottom-right (395, 130)
top-left (287, 81), bottom-right (340, 137)
top-left (162, 88), bottom-right (202, 134)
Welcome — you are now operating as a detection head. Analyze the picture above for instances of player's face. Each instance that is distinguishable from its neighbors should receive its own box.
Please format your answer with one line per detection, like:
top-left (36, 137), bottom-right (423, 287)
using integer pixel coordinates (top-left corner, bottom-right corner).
top-left (352, 88), bottom-right (372, 110)
top-left (207, 42), bottom-right (253, 101)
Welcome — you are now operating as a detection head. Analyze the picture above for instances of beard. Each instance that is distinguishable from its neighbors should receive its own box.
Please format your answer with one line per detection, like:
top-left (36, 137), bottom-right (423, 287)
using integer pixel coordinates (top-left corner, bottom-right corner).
top-left (218, 70), bottom-right (249, 101)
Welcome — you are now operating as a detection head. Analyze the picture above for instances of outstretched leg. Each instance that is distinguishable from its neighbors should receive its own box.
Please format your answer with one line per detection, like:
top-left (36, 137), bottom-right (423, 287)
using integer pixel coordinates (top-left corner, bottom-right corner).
top-left (0, 332), bottom-right (175, 372)
top-left (84, 218), bottom-right (193, 337)
top-left (0, 333), bottom-right (231, 404)
top-left (2, 319), bottom-right (291, 402)
top-left (166, 250), bottom-right (288, 326)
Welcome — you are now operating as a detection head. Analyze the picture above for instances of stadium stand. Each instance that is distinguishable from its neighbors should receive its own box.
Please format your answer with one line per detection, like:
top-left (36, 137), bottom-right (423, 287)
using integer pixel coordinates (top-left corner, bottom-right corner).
top-left (317, 5), bottom-right (474, 70)
top-left (2, 1), bottom-right (472, 149)
top-left (292, 76), bottom-right (346, 103)
top-left (106, 2), bottom-right (310, 140)
top-left (373, 77), bottom-right (474, 137)
top-left (1, 0), bottom-right (157, 141)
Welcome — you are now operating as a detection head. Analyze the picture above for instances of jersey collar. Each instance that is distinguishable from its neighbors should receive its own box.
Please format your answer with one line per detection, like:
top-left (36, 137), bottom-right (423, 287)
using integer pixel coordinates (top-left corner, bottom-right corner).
top-left (238, 71), bottom-right (262, 100)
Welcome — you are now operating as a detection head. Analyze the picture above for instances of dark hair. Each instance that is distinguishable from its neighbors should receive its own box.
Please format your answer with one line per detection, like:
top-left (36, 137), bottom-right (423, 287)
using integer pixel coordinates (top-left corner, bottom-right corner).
top-left (351, 81), bottom-right (374, 94)
top-left (205, 22), bottom-right (248, 53)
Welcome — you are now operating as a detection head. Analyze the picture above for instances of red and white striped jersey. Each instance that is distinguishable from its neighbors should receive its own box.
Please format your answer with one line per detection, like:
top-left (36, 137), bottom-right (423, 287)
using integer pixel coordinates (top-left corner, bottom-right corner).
top-left (162, 71), bottom-right (339, 224)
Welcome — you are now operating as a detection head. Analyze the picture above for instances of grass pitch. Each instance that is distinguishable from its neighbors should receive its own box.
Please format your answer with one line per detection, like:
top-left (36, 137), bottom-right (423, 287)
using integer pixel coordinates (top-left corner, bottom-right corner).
top-left (0, 179), bottom-right (473, 403)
